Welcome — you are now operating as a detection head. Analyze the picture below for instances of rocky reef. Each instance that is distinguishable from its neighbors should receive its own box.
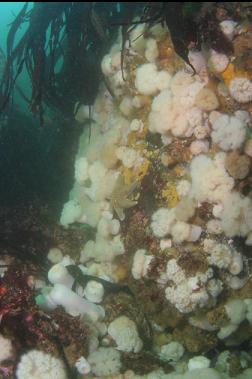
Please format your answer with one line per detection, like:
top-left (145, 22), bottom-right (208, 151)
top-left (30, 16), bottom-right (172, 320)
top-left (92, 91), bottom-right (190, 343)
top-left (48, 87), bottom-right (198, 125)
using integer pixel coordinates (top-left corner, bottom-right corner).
top-left (2, 3), bottom-right (252, 379)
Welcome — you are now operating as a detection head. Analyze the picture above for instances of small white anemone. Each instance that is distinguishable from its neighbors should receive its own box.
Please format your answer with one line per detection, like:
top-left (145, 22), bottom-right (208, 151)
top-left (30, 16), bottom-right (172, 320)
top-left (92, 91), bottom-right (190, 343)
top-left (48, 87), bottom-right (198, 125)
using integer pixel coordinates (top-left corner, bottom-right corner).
top-left (176, 180), bottom-right (191, 198)
top-left (108, 316), bottom-right (143, 353)
top-left (119, 97), bottom-right (134, 117)
top-left (171, 221), bottom-right (191, 243)
top-left (87, 347), bottom-right (121, 377)
top-left (190, 140), bottom-right (209, 155)
top-left (150, 208), bottom-right (176, 238)
top-left (16, 350), bottom-right (67, 379)
top-left (159, 342), bottom-right (185, 362)
top-left (188, 50), bottom-right (207, 74)
top-left (0, 335), bottom-right (13, 363)
top-left (84, 281), bottom-right (104, 303)
top-left (75, 357), bottom-right (91, 375)
top-left (229, 78), bottom-right (252, 103)
top-left (131, 249), bottom-right (153, 280)
top-left (60, 200), bottom-right (82, 227)
top-left (211, 114), bottom-right (246, 151)
top-left (48, 263), bottom-right (74, 288)
top-left (207, 219), bottom-right (222, 235)
top-left (229, 252), bottom-right (243, 276)
top-left (207, 243), bottom-right (233, 269)
top-left (135, 63), bottom-right (171, 95)
top-left (130, 118), bottom-right (144, 133)
top-left (75, 157), bottom-right (89, 184)
top-left (188, 356), bottom-right (211, 371)
top-left (190, 153), bottom-right (234, 203)
top-left (220, 20), bottom-right (238, 40)
top-left (145, 38), bottom-right (159, 62)
top-left (208, 49), bottom-right (229, 73)
top-left (48, 283), bottom-right (105, 321)
top-left (116, 146), bottom-right (143, 169)
top-left (47, 248), bottom-right (63, 264)
top-left (218, 299), bottom-right (247, 339)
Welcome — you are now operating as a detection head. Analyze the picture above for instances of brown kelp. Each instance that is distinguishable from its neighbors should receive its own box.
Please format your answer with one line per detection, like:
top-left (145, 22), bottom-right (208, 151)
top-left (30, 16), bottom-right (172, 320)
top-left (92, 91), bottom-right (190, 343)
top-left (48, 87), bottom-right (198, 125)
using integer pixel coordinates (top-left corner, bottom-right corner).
top-left (0, 2), bottom-right (202, 122)
top-left (114, 2), bottom-right (201, 76)
top-left (0, 2), bottom-right (141, 121)
top-left (2, 2), bottom-right (248, 123)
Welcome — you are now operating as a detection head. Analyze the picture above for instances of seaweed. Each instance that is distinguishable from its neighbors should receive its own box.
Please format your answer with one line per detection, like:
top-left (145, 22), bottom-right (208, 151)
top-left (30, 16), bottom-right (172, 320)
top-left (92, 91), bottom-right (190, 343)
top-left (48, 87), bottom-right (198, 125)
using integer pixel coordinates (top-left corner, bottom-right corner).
top-left (0, 230), bottom-right (51, 272)
top-left (163, 2), bottom-right (198, 73)
top-left (0, 3), bottom-right (138, 121)
top-left (67, 264), bottom-right (154, 349)
top-left (0, 2), bottom-right (212, 120)
top-left (66, 264), bottom-right (135, 298)
top-left (115, 2), bottom-right (199, 75)
top-left (195, 2), bottom-right (235, 55)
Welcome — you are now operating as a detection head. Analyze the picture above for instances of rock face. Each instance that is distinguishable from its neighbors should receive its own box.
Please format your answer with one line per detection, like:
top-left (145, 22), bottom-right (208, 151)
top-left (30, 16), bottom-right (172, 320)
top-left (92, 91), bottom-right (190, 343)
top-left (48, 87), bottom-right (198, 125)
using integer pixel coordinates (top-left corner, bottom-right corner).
top-left (59, 8), bottom-right (252, 378)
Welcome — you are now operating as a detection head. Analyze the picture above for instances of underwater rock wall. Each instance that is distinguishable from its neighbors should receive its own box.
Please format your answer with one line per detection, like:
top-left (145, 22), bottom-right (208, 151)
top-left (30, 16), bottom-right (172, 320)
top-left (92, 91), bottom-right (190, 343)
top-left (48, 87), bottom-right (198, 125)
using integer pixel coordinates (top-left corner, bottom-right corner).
top-left (56, 18), bottom-right (252, 379)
